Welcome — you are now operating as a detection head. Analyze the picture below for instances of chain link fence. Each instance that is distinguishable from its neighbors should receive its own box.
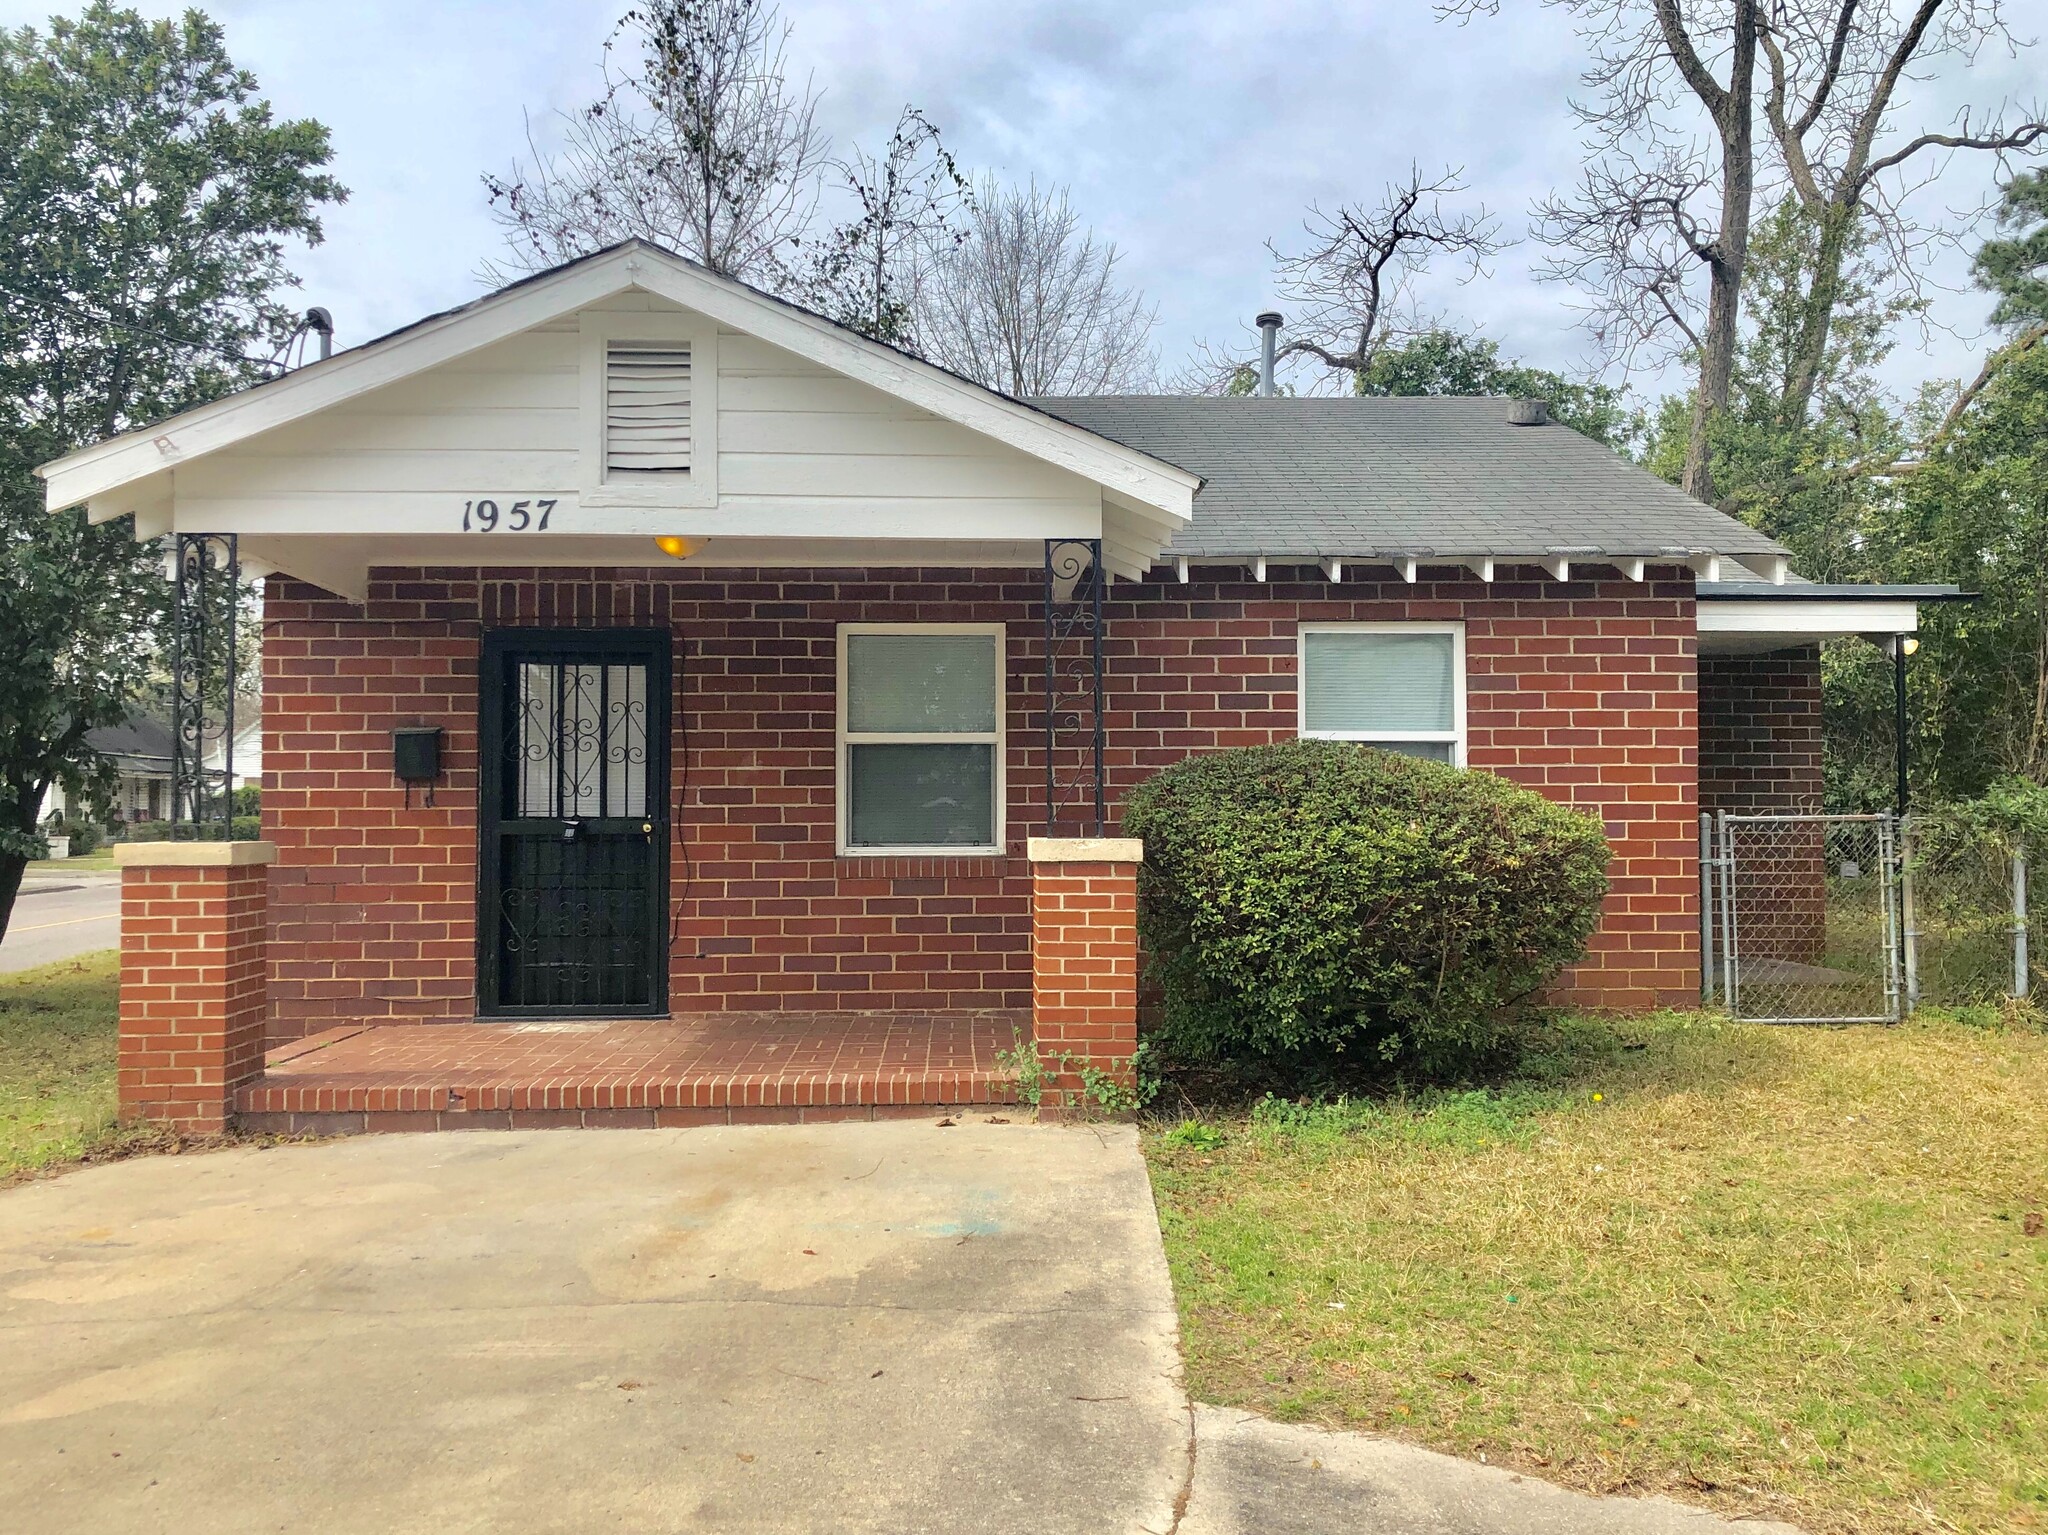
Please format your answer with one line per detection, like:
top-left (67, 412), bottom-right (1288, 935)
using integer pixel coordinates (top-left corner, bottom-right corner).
top-left (1703, 812), bottom-right (2037, 1022)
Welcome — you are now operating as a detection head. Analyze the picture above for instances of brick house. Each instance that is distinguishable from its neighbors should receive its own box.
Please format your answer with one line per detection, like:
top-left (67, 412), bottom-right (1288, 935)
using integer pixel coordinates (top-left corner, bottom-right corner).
top-left (39, 242), bottom-right (1949, 1133)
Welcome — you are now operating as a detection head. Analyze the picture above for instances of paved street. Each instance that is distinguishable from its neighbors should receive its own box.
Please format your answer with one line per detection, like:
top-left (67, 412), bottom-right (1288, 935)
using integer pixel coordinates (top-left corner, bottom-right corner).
top-left (0, 873), bottom-right (120, 974)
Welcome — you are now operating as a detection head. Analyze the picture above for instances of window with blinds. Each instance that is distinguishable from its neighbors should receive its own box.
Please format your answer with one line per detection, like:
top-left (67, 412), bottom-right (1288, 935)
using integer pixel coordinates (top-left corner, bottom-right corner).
top-left (1298, 625), bottom-right (1465, 763)
top-left (839, 627), bottom-right (1003, 852)
top-left (604, 342), bottom-right (692, 478)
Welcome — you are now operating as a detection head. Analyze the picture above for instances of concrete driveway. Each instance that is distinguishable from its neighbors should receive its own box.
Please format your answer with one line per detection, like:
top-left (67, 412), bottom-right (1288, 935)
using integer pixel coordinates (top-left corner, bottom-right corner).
top-left (0, 1123), bottom-right (1189, 1534)
top-left (0, 871), bottom-right (120, 973)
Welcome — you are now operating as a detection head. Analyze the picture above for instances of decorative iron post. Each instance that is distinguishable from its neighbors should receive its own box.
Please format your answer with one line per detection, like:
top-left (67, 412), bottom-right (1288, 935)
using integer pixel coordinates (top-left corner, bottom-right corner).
top-left (1042, 537), bottom-right (1106, 837)
top-left (169, 532), bottom-right (241, 839)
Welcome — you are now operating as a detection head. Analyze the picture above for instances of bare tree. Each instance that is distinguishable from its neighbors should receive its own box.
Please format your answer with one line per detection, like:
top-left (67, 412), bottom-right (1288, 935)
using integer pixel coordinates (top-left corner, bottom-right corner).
top-left (800, 106), bottom-right (970, 349)
top-left (1758, 0), bottom-right (2046, 429)
top-left (483, 0), bottom-right (827, 284)
top-left (1262, 167), bottom-right (1506, 394)
top-left (1476, 0), bottom-right (1763, 502)
top-left (1452, 0), bottom-right (2044, 503)
top-left (918, 178), bottom-right (1158, 396)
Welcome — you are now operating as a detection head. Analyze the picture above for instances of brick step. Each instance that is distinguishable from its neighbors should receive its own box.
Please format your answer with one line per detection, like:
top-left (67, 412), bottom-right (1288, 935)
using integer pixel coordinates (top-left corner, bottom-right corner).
top-left (229, 1013), bottom-right (1025, 1135)
top-left (237, 1102), bottom-right (1001, 1136)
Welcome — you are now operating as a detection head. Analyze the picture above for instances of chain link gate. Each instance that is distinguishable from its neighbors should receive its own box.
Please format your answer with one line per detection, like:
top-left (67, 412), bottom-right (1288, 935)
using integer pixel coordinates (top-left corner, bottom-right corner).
top-left (1703, 813), bottom-right (1903, 1023)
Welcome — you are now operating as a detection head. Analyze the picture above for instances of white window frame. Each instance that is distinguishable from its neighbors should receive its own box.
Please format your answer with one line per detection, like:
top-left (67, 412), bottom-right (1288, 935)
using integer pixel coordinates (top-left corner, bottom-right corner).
top-left (1296, 621), bottom-right (1467, 766)
top-left (578, 309), bottom-right (719, 509)
top-left (836, 622), bottom-right (1007, 857)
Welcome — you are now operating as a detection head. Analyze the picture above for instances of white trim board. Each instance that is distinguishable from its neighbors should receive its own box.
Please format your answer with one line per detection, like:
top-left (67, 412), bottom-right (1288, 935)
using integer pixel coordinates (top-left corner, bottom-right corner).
top-left (1698, 596), bottom-right (1920, 654)
top-left (1698, 597), bottom-right (1919, 636)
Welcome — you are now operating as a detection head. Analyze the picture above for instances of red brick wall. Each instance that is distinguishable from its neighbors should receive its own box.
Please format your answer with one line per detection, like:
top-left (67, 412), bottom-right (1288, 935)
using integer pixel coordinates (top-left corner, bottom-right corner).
top-left (261, 563), bottom-right (1699, 1040)
top-left (1103, 569), bottom-right (1700, 1010)
top-left (1699, 647), bottom-right (1824, 814)
top-left (119, 860), bottom-right (269, 1132)
top-left (1698, 647), bottom-right (1827, 964)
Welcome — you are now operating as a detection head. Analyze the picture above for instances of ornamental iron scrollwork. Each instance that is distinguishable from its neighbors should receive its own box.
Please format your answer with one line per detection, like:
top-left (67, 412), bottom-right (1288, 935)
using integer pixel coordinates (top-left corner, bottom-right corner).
top-left (169, 532), bottom-right (241, 838)
top-left (1042, 537), bottom-right (1106, 837)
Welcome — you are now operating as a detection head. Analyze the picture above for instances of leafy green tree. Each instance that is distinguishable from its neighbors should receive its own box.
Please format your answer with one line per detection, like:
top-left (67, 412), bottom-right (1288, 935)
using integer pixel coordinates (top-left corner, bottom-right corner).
top-left (1355, 327), bottom-right (1637, 450)
top-left (0, 2), bottom-right (343, 939)
top-left (1973, 168), bottom-right (2048, 328)
top-left (1698, 201), bottom-right (1914, 579)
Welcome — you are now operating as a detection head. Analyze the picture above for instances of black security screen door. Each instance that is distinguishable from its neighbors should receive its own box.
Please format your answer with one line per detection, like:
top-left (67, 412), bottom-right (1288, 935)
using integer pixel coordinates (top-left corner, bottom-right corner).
top-left (477, 629), bottom-right (670, 1017)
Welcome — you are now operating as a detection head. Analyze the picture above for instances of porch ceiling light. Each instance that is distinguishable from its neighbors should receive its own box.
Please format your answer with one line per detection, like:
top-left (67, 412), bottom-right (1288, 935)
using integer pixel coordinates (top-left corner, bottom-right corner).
top-left (653, 536), bottom-right (702, 560)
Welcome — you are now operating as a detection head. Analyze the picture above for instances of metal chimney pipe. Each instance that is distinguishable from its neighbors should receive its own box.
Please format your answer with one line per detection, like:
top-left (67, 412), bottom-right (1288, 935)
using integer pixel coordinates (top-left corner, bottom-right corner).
top-left (1255, 312), bottom-right (1283, 397)
top-left (305, 307), bottom-right (334, 362)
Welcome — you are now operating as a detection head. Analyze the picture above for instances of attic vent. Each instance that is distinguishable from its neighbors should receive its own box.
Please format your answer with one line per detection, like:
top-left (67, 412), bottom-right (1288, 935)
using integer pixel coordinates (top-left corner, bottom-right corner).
top-left (605, 343), bottom-right (692, 477)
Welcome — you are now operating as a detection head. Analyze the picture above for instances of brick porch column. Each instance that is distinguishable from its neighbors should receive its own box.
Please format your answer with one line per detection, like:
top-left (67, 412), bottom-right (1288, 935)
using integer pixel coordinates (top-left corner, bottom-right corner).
top-left (1027, 837), bottom-right (1142, 1110)
top-left (114, 841), bottom-right (276, 1134)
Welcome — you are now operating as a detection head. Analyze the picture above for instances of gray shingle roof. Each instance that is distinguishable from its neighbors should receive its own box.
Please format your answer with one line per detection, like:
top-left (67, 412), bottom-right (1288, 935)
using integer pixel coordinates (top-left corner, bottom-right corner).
top-left (1031, 396), bottom-right (1788, 563)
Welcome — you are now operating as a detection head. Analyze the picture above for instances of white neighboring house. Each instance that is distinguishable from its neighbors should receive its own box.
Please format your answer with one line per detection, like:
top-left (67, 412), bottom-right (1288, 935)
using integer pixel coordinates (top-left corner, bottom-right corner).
top-left (40, 701), bottom-right (260, 829)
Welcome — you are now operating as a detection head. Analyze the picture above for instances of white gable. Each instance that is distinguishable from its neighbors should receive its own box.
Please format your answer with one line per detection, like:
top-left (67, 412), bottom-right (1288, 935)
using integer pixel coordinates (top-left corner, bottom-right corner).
top-left (37, 243), bottom-right (1197, 599)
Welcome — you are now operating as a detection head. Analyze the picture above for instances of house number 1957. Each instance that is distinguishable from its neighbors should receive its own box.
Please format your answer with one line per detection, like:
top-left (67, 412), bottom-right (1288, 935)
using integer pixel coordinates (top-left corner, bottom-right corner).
top-left (462, 498), bottom-right (557, 532)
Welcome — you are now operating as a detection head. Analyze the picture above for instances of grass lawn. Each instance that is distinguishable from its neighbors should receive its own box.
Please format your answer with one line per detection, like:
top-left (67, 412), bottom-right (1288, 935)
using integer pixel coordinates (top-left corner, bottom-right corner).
top-left (0, 952), bottom-right (161, 1180)
top-left (1145, 1013), bottom-right (2048, 1535)
top-left (28, 851), bottom-right (118, 873)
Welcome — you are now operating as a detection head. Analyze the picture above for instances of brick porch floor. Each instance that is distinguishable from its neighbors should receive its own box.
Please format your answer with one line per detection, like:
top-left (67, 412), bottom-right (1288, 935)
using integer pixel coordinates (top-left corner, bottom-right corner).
top-left (234, 1010), bottom-right (1026, 1134)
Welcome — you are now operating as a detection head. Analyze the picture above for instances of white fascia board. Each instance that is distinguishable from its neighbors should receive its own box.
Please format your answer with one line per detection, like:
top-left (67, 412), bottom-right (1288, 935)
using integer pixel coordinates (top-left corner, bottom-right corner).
top-left (40, 242), bottom-right (1200, 525)
top-left (1698, 598), bottom-right (1919, 636)
top-left (1465, 558), bottom-right (1495, 582)
top-left (1619, 558), bottom-right (1647, 582)
top-left (1319, 557), bottom-right (1343, 582)
top-left (1395, 557), bottom-right (1419, 584)
top-left (1541, 555), bottom-right (1572, 581)
top-left (1735, 553), bottom-right (1791, 585)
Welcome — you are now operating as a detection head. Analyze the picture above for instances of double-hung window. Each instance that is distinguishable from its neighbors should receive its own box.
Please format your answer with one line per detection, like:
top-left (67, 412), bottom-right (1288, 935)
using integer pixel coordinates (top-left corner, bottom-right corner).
top-left (838, 624), bottom-right (1004, 853)
top-left (1297, 622), bottom-right (1466, 764)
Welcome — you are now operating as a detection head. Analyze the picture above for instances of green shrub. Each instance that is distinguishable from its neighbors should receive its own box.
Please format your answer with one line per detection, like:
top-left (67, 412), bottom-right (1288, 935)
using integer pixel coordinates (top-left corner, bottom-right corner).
top-left (1121, 739), bottom-right (1611, 1077)
top-left (61, 819), bottom-right (102, 855)
top-left (232, 785), bottom-right (261, 816)
top-left (117, 817), bottom-right (260, 843)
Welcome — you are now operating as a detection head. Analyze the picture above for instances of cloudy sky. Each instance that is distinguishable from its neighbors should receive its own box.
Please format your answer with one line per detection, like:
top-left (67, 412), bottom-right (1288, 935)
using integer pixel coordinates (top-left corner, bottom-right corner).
top-left (7, 0), bottom-right (2038, 403)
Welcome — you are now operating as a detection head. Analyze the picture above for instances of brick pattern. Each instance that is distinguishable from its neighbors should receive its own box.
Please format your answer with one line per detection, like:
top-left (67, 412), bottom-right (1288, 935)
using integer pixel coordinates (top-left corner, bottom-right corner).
top-left (261, 563), bottom-right (1702, 1040)
top-left (1699, 647), bottom-right (1824, 814)
top-left (1030, 858), bottom-right (1140, 1104)
top-left (1699, 647), bottom-right (1827, 963)
top-left (231, 1011), bottom-right (1020, 1135)
top-left (119, 863), bottom-right (269, 1132)
top-left (1103, 569), bottom-right (1701, 1010)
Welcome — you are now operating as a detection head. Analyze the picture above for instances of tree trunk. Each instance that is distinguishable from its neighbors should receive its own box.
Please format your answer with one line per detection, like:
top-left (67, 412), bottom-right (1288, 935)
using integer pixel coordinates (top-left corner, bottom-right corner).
top-left (0, 853), bottom-right (25, 949)
top-left (1681, 0), bottom-right (1758, 506)
top-left (1777, 202), bottom-right (1856, 432)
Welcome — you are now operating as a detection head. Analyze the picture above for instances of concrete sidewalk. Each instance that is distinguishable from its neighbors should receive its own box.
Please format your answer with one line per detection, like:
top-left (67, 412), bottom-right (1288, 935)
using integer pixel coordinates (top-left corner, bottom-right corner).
top-left (0, 1123), bottom-right (1188, 1534)
top-left (1181, 1405), bottom-right (1800, 1534)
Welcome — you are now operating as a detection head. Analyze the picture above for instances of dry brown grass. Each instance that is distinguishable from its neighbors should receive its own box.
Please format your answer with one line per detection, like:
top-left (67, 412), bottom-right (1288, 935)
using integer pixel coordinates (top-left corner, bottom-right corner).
top-left (1145, 1013), bottom-right (2048, 1534)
